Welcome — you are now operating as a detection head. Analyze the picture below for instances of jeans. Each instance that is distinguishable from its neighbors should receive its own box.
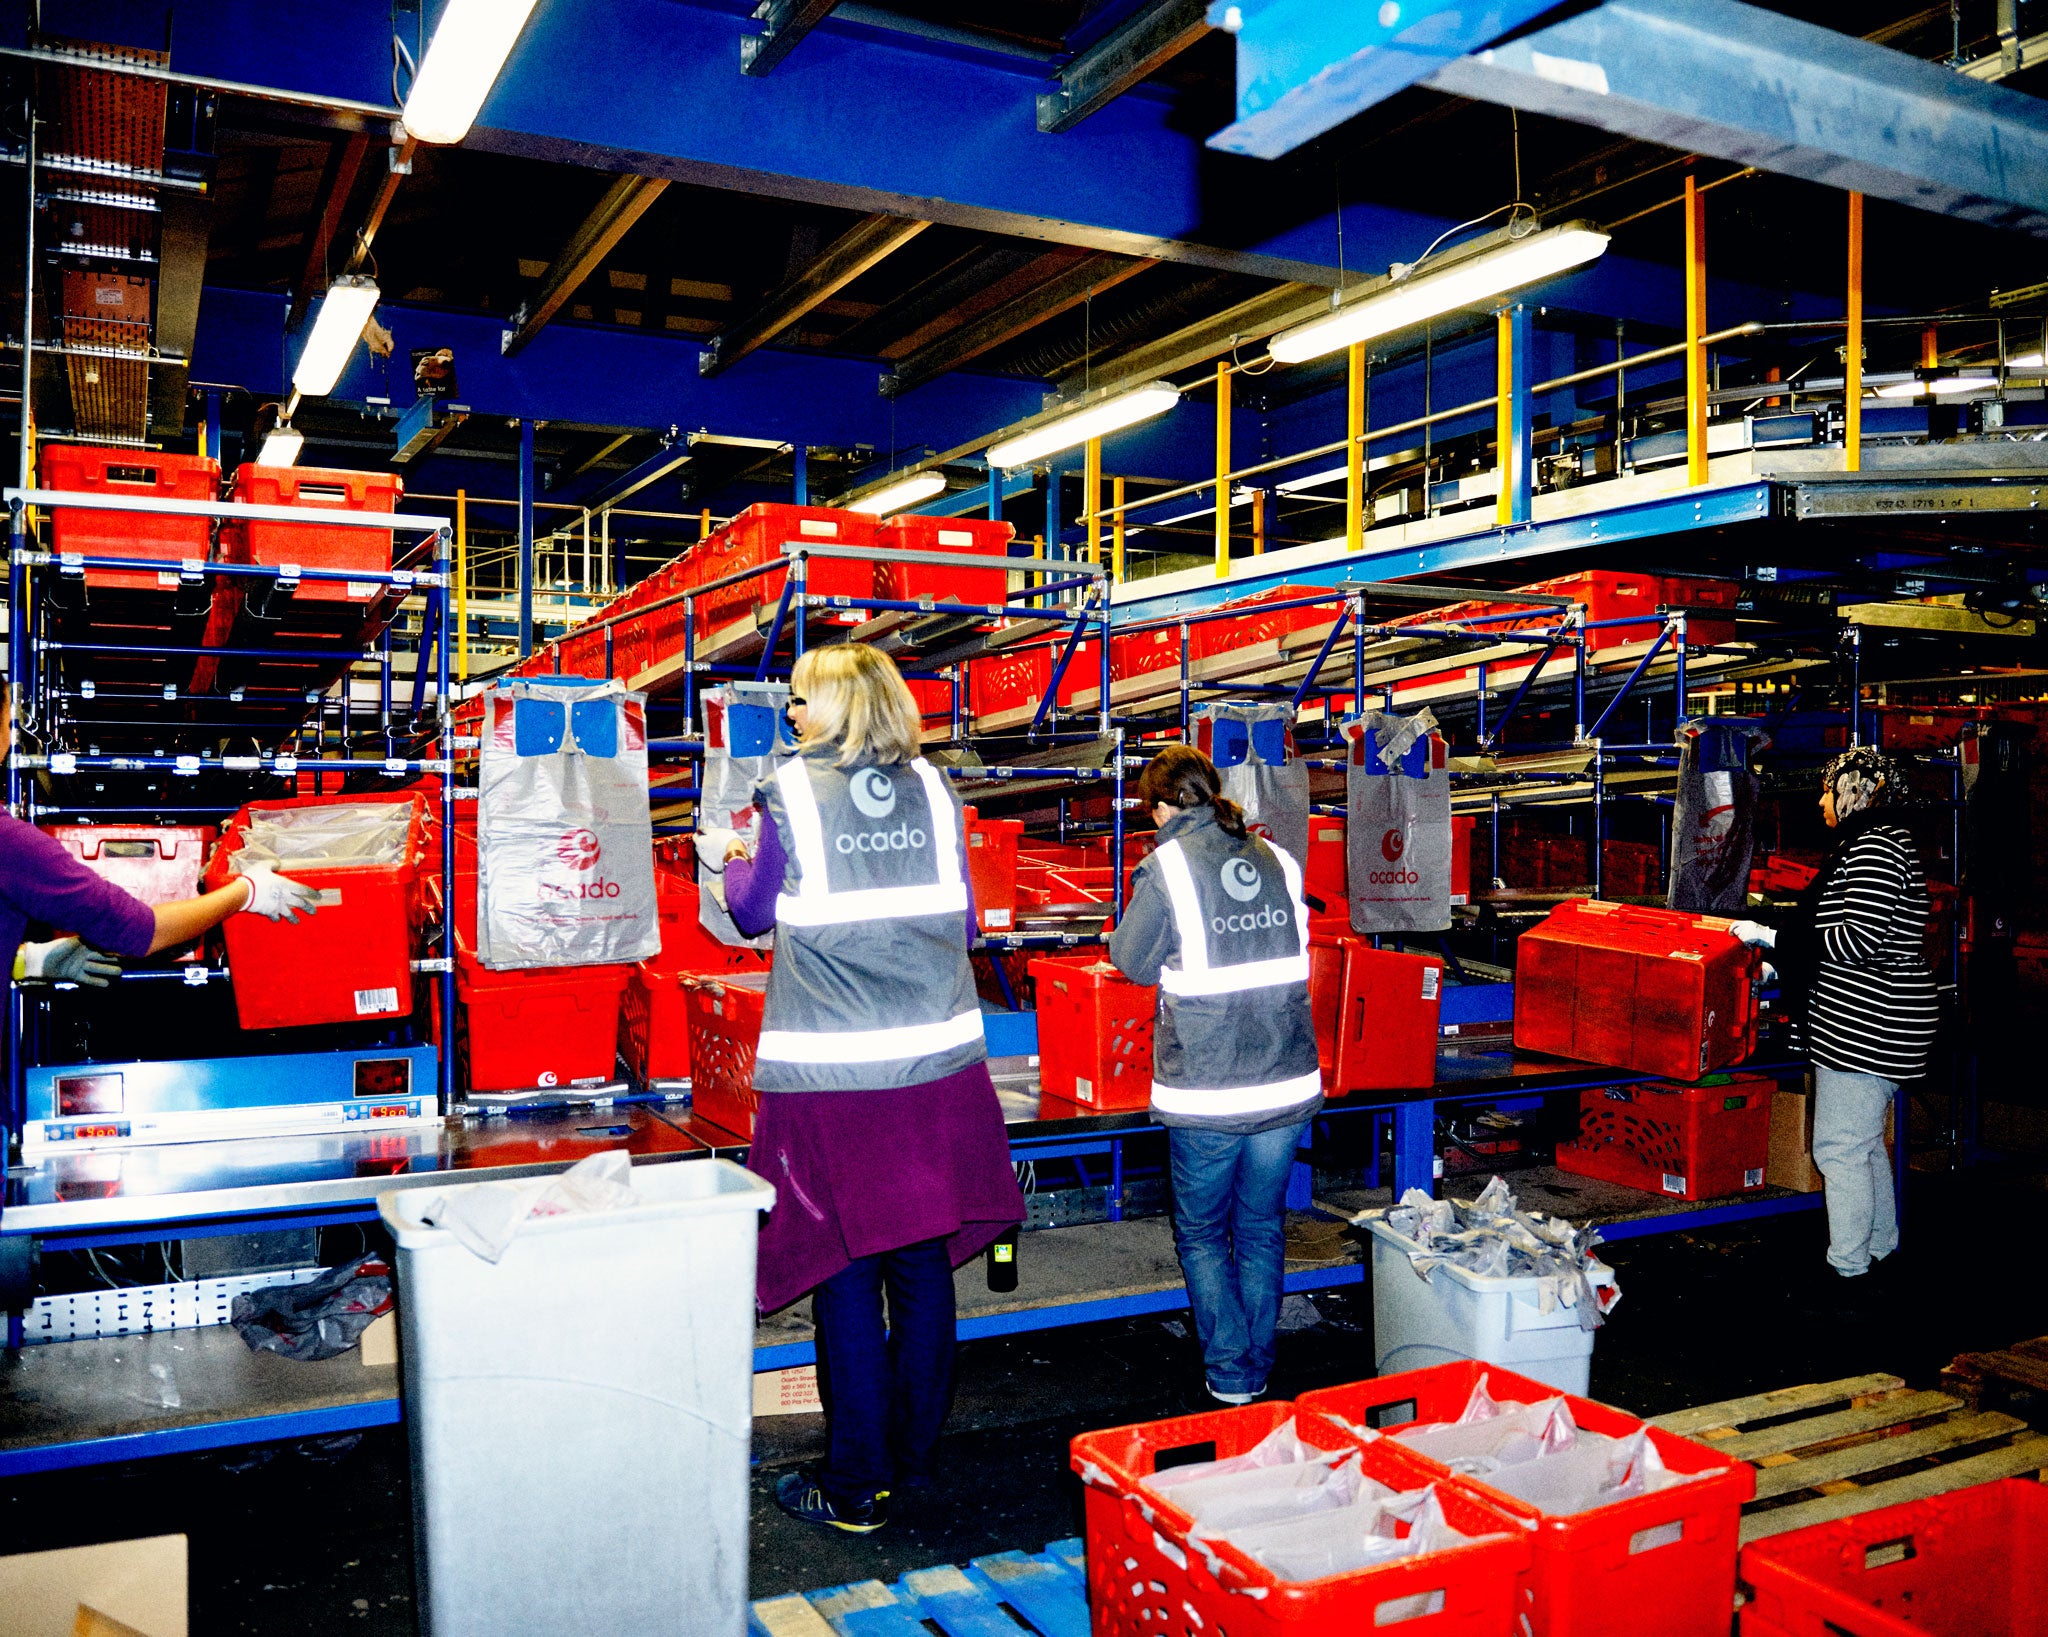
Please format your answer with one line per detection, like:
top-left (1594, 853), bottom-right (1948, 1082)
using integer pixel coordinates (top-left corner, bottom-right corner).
top-left (1167, 1121), bottom-right (1310, 1396)
top-left (810, 1236), bottom-right (956, 1505)
top-left (1812, 1067), bottom-right (1900, 1276)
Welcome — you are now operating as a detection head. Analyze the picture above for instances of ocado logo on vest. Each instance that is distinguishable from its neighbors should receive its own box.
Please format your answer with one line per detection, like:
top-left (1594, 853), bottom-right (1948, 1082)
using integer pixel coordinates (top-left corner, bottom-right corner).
top-left (849, 768), bottom-right (898, 819)
top-left (839, 768), bottom-right (924, 852)
top-left (1211, 906), bottom-right (1290, 934)
top-left (1219, 857), bottom-right (1263, 902)
top-left (838, 825), bottom-right (928, 854)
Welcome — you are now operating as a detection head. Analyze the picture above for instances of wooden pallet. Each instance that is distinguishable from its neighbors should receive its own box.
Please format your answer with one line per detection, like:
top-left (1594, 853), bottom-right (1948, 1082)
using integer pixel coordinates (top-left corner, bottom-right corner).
top-left (751, 1539), bottom-right (1089, 1637)
top-left (1941, 1334), bottom-right (2048, 1411)
top-left (1648, 1372), bottom-right (2048, 1543)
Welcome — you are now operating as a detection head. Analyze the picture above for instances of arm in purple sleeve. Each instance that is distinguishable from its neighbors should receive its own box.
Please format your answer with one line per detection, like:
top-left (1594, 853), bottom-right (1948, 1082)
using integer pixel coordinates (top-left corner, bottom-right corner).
top-left (2, 817), bottom-right (157, 957)
top-left (723, 803), bottom-right (785, 939)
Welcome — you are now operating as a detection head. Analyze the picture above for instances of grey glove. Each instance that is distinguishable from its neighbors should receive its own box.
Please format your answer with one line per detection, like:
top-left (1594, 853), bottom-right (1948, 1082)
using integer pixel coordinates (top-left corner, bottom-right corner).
top-left (22, 937), bottom-right (121, 987)
top-left (1727, 919), bottom-right (1777, 949)
top-left (238, 863), bottom-right (323, 924)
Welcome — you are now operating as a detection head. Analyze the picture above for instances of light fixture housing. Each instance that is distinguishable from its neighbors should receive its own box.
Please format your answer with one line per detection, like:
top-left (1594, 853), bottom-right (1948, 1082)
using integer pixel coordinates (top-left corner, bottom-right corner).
top-left (257, 425), bottom-right (304, 467)
top-left (1269, 223), bottom-right (1611, 365)
top-left (986, 383), bottom-right (1181, 469)
top-left (401, 0), bottom-right (544, 144)
top-left (847, 471), bottom-right (948, 515)
top-left (292, 275), bottom-right (381, 397)
top-left (1874, 373), bottom-right (1998, 399)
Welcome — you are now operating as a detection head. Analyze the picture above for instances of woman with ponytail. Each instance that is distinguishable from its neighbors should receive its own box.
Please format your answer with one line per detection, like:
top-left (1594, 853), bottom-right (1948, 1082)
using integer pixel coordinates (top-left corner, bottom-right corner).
top-left (1110, 744), bottom-right (1320, 1404)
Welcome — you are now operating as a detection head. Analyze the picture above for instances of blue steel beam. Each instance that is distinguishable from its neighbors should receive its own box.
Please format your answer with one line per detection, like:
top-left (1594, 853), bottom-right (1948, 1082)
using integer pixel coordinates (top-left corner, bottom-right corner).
top-left (1206, 0), bottom-right (1567, 160)
top-left (1427, 0), bottom-right (2048, 235)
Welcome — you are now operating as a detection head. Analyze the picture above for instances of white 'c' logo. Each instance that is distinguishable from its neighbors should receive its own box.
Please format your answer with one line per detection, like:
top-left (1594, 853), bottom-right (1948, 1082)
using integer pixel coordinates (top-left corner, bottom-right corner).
top-left (1220, 857), bottom-right (1263, 903)
top-left (849, 768), bottom-right (897, 819)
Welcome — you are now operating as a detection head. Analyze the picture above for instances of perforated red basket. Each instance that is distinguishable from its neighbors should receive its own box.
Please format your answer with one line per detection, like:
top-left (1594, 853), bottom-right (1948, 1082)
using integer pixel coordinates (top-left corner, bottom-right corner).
top-left (682, 973), bottom-right (768, 1138)
top-left (1556, 1075), bottom-right (1773, 1201)
top-left (1029, 956), bottom-right (1155, 1111)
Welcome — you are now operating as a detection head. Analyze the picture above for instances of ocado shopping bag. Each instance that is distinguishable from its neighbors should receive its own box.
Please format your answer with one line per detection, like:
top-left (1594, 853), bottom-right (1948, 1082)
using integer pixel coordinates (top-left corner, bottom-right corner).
top-left (1345, 707), bottom-right (1452, 934)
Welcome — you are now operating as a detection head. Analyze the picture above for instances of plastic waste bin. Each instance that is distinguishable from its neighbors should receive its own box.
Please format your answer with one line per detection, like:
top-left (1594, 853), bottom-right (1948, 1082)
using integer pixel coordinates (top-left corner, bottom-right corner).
top-left (1364, 1215), bottom-right (1616, 1396)
top-left (379, 1158), bottom-right (774, 1637)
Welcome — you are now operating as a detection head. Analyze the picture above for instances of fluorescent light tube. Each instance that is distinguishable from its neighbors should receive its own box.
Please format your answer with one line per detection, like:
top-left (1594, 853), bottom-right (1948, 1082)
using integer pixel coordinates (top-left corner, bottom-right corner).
top-left (292, 276), bottom-right (381, 397)
top-left (1874, 374), bottom-right (1997, 399)
top-left (847, 471), bottom-right (948, 515)
top-left (257, 425), bottom-right (304, 467)
top-left (987, 384), bottom-right (1180, 469)
top-left (1269, 225), bottom-right (1611, 365)
top-left (402, 0), bottom-right (543, 145)
top-left (2005, 351), bottom-right (2043, 368)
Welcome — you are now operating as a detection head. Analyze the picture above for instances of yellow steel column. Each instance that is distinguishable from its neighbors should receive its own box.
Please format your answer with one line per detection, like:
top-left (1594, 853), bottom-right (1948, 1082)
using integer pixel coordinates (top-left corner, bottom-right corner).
top-left (700, 506), bottom-right (711, 539)
top-left (1084, 436), bottom-right (1102, 565)
top-left (1346, 342), bottom-right (1365, 551)
top-left (1111, 476), bottom-right (1126, 585)
top-left (1252, 486), bottom-right (1265, 554)
top-left (1845, 191), bottom-right (1863, 472)
top-left (1214, 361), bottom-right (1231, 578)
top-left (1685, 173), bottom-right (1709, 487)
top-left (1495, 308), bottom-right (1513, 528)
top-left (456, 489), bottom-right (469, 683)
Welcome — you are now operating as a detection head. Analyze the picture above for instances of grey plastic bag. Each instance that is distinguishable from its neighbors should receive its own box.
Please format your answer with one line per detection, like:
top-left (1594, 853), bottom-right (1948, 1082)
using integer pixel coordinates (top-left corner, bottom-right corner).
top-left (1346, 708), bottom-right (1452, 934)
top-left (1668, 719), bottom-right (1768, 914)
top-left (1193, 700), bottom-right (1309, 866)
top-left (477, 678), bottom-right (659, 969)
top-left (697, 681), bottom-right (793, 950)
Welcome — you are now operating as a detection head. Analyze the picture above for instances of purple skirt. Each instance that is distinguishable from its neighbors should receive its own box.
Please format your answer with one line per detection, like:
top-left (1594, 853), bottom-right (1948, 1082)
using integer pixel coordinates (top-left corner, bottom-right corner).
top-left (746, 1059), bottom-right (1026, 1315)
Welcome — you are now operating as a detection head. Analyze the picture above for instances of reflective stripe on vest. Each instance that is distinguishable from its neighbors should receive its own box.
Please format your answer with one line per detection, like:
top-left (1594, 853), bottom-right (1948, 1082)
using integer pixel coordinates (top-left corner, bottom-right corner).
top-left (755, 1006), bottom-right (985, 1066)
top-left (773, 755), bottom-right (968, 928)
top-left (1153, 836), bottom-right (1310, 998)
top-left (1150, 1067), bottom-right (1325, 1118)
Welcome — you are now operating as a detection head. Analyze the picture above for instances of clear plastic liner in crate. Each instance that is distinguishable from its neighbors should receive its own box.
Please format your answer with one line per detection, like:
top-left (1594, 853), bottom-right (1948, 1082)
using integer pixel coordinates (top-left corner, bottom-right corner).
top-left (233, 802), bottom-right (412, 870)
top-left (1358, 1175), bottom-right (1622, 1332)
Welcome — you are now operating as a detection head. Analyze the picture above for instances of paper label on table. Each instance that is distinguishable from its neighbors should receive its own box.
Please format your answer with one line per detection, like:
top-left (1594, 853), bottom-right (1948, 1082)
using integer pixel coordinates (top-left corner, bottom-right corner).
top-left (354, 987), bottom-right (400, 1015)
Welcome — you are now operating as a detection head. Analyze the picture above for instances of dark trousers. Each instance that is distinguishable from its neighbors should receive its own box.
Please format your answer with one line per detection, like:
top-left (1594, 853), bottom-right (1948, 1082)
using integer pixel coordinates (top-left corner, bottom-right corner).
top-left (811, 1235), bottom-right (956, 1504)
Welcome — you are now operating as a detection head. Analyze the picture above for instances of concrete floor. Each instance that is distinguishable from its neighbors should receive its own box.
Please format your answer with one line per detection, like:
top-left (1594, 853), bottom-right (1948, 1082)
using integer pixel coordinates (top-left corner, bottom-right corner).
top-left (4, 1159), bottom-right (2046, 1633)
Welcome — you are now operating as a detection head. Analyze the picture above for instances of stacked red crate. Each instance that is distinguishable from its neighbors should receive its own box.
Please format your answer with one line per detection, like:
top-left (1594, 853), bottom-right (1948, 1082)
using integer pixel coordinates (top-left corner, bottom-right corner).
top-left (41, 445), bottom-right (220, 592)
top-left (874, 514), bottom-right (1012, 608)
top-left (691, 504), bottom-right (876, 640)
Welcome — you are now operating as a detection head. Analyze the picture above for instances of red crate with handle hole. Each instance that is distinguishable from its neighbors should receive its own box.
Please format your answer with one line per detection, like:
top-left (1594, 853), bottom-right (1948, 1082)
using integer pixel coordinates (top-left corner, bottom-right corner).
top-left (1739, 1478), bottom-right (2048, 1637)
top-left (875, 513), bottom-right (1012, 608)
top-left (1307, 936), bottom-right (1443, 1093)
top-left (690, 503), bottom-right (876, 639)
top-left (222, 464), bottom-right (401, 605)
top-left (1556, 1076), bottom-right (1773, 1201)
top-left (682, 972), bottom-right (769, 1138)
top-left (964, 806), bottom-right (1022, 933)
top-left (1029, 957), bottom-right (1154, 1110)
top-left (457, 944), bottom-right (632, 1095)
top-left (1072, 1401), bottom-right (1530, 1637)
top-left (618, 881), bottom-right (770, 1084)
top-left (42, 444), bottom-right (220, 592)
top-left (1300, 1362), bottom-right (1753, 1637)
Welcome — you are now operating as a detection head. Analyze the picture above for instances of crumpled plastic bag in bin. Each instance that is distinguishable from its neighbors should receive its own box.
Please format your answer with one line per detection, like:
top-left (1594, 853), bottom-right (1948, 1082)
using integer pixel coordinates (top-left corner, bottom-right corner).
top-left (415, 1150), bottom-right (641, 1263)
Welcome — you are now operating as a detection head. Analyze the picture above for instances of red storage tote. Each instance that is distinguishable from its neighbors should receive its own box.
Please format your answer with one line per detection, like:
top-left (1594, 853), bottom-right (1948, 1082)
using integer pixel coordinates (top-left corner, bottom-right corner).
top-left (1110, 624), bottom-right (1182, 684)
top-left (691, 503), bottom-right (875, 638)
top-left (1513, 899), bottom-right (1761, 1081)
top-left (1302, 1362), bottom-right (1752, 1637)
top-left (1521, 570), bottom-right (1740, 650)
top-left (222, 464), bottom-right (401, 605)
top-left (1029, 956), bottom-right (1154, 1110)
top-left (457, 941), bottom-right (631, 1094)
top-left (875, 513), bottom-right (1012, 608)
top-left (1191, 583), bottom-right (1337, 660)
top-left (41, 444), bottom-right (219, 591)
top-left (1557, 1075), bottom-right (1772, 1201)
top-left (45, 824), bottom-right (215, 904)
top-left (619, 882), bottom-right (770, 1084)
top-left (1305, 813), bottom-right (1347, 911)
top-left (964, 806), bottom-right (1022, 933)
top-left (1740, 1478), bottom-right (2048, 1637)
top-left (1452, 812), bottom-right (1475, 905)
top-left (206, 791), bottom-right (428, 1030)
top-left (682, 972), bottom-right (769, 1137)
top-left (1308, 936), bottom-right (1443, 1094)
top-left (1073, 1401), bottom-right (1530, 1637)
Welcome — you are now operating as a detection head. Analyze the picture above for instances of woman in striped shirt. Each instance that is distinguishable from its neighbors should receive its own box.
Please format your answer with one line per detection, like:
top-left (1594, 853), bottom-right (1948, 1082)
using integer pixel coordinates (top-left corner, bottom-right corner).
top-left (1732, 749), bottom-right (1936, 1280)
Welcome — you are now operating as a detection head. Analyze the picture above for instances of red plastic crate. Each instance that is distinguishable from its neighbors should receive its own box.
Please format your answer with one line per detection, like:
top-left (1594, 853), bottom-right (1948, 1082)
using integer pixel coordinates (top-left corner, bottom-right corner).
top-left (964, 806), bottom-right (1022, 933)
top-left (1029, 957), bottom-right (1154, 1109)
top-left (1556, 1076), bottom-right (1772, 1201)
top-left (1073, 1401), bottom-right (1530, 1637)
top-left (1521, 570), bottom-right (1740, 650)
top-left (619, 883), bottom-right (772, 1083)
top-left (1190, 583), bottom-right (1338, 660)
top-left (1740, 1478), bottom-right (2048, 1637)
top-left (1452, 813), bottom-right (1475, 905)
top-left (457, 942), bottom-right (632, 1094)
top-left (1875, 703), bottom-right (1991, 752)
top-left (1308, 937), bottom-right (1443, 1093)
top-left (1302, 1362), bottom-right (1753, 1637)
top-left (1602, 839), bottom-right (1664, 898)
top-left (45, 824), bottom-right (215, 905)
top-left (1305, 813), bottom-right (1347, 912)
top-left (874, 513), bottom-right (1012, 608)
top-left (222, 464), bottom-right (401, 605)
top-left (41, 444), bottom-right (219, 591)
top-left (1110, 624), bottom-right (1183, 684)
top-left (1514, 899), bottom-right (1761, 1081)
top-left (682, 972), bottom-right (769, 1138)
top-left (206, 790), bottom-right (428, 1030)
top-left (691, 504), bottom-right (875, 638)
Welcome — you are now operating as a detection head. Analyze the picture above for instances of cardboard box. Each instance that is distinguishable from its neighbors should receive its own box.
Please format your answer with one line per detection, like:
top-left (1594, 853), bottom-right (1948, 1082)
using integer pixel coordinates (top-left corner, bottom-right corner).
top-left (1767, 1077), bottom-right (1896, 1194)
top-left (751, 1365), bottom-right (822, 1418)
top-left (0, 1536), bottom-right (186, 1636)
top-left (61, 271), bottom-right (151, 325)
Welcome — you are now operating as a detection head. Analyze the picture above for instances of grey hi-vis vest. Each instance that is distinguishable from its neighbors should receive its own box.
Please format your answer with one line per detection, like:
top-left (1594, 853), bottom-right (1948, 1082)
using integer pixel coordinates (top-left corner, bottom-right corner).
top-left (1148, 822), bottom-right (1321, 1118)
top-left (754, 753), bottom-right (986, 1091)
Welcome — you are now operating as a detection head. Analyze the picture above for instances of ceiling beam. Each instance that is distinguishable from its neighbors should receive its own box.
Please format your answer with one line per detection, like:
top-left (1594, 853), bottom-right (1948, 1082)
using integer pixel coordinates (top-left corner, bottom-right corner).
top-left (741, 0), bottom-right (842, 76)
top-left (883, 253), bottom-right (1156, 397)
top-left (697, 213), bottom-right (929, 377)
top-left (1050, 280), bottom-right (1328, 395)
top-left (500, 173), bottom-right (671, 358)
top-left (287, 131), bottom-right (371, 330)
top-left (1038, 0), bottom-right (1213, 133)
top-left (833, 244), bottom-right (1041, 358)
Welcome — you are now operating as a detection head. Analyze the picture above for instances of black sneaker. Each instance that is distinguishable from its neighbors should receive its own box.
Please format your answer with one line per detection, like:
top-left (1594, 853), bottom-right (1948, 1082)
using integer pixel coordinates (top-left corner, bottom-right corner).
top-left (774, 1469), bottom-right (888, 1533)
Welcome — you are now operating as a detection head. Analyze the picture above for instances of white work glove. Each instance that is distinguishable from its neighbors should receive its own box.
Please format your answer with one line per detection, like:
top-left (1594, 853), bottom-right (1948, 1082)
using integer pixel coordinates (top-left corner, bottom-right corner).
top-left (1760, 961), bottom-right (1779, 986)
top-left (1727, 919), bottom-right (1777, 950)
top-left (237, 863), bottom-right (322, 924)
top-left (19, 937), bottom-right (121, 987)
top-left (696, 827), bottom-right (745, 874)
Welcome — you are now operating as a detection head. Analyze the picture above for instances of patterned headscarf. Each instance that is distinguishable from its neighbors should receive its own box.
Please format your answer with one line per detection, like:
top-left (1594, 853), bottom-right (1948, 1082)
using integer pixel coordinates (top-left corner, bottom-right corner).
top-left (1821, 746), bottom-right (1900, 817)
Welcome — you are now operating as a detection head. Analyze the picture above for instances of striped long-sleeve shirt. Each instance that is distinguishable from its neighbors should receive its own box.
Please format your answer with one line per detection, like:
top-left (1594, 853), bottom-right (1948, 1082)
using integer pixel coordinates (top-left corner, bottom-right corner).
top-left (1799, 820), bottom-right (1938, 1081)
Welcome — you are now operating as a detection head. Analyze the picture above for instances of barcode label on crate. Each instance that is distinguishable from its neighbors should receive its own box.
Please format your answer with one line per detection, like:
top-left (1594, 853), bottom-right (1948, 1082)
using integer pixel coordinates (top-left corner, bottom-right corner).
top-left (157, 570), bottom-right (180, 586)
top-left (798, 520), bottom-right (838, 537)
top-left (938, 529), bottom-right (973, 546)
top-left (1075, 1076), bottom-right (1094, 1103)
top-left (1421, 967), bottom-right (1440, 1000)
top-left (985, 909), bottom-right (1012, 927)
top-left (347, 581), bottom-right (377, 599)
top-left (1662, 1173), bottom-right (1687, 1195)
top-left (1744, 1167), bottom-right (1764, 1188)
top-left (354, 987), bottom-right (400, 1015)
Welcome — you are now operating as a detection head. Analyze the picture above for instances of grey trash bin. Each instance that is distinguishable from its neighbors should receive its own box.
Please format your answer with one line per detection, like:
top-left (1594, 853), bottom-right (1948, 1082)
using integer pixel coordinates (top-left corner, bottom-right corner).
top-left (379, 1158), bottom-right (774, 1637)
